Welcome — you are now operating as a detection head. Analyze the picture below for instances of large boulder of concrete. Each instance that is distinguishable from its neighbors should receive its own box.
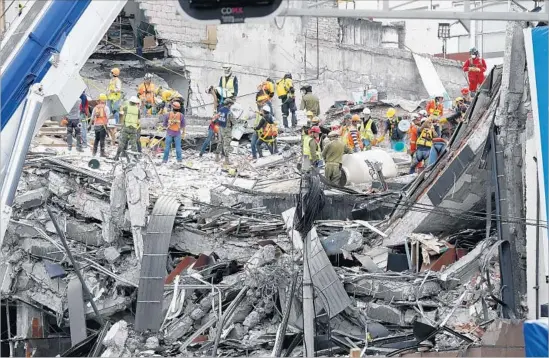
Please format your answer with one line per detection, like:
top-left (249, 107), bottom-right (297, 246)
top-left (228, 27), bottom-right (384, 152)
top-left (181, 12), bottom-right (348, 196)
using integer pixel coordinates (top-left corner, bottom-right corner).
top-left (341, 149), bottom-right (398, 185)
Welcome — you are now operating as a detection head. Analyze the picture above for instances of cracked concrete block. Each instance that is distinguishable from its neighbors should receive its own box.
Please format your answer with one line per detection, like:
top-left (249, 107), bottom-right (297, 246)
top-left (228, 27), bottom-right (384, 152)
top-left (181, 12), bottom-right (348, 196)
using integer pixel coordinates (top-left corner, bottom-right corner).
top-left (86, 296), bottom-right (129, 318)
top-left (345, 278), bottom-right (441, 302)
top-left (14, 187), bottom-right (50, 210)
top-left (243, 310), bottom-right (261, 330)
top-left (366, 302), bottom-right (403, 325)
top-left (245, 245), bottom-right (276, 270)
top-left (110, 166), bottom-right (127, 228)
top-left (103, 320), bottom-right (129, 348)
top-left (66, 220), bottom-right (103, 246)
top-left (103, 247), bottom-right (121, 263)
top-left (67, 191), bottom-right (110, 221)
top-left (145, 336), bottom-right (159, 350)
top-left (48, 172), bottom-right (73, 197)
top-left (165, 315), bottom-right (194, 342)
top-left (126, 165), bottom-right (149, 228)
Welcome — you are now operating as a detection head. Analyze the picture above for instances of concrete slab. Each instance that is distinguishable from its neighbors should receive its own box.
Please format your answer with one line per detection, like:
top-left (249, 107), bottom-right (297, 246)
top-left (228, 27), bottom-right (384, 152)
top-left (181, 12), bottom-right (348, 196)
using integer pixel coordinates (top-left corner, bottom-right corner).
top-left (67, 279), bottom-right (87, 346)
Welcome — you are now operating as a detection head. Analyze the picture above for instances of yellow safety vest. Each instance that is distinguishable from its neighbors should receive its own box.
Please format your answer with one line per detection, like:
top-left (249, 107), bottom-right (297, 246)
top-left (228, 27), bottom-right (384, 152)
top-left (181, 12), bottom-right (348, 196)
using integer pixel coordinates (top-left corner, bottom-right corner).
top-left (303, 136), bottom-right (321, 159)
top-left (416, 128), bottom-right (433, 148)
top-left (124, 104), bottom-right (139, 128)
top-left (107, 78), bottom-right (122, 101)
top-left (221, 76), bottom-right (235, 97)
top-left (358, 120), bottom-right (375, 142)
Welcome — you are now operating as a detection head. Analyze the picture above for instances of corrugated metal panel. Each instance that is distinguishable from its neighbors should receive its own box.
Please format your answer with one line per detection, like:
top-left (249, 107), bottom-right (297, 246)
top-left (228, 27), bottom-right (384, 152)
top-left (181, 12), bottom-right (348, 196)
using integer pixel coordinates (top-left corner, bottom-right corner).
top-left (135, 196), bottom-right (181, 332)
top-left (307, 228), bottom-right (351, 318)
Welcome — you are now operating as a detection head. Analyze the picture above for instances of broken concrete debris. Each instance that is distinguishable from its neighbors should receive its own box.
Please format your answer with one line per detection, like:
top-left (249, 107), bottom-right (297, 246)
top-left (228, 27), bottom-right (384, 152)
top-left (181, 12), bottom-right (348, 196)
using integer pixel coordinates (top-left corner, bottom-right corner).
top-left (1, 71), bottom-right (528, 356)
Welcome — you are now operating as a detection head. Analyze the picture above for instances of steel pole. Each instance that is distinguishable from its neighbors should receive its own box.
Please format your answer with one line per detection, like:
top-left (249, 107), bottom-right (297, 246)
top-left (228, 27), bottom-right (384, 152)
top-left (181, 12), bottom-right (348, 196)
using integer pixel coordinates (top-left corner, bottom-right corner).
top-left (279, 8), bottom-right (549, 21)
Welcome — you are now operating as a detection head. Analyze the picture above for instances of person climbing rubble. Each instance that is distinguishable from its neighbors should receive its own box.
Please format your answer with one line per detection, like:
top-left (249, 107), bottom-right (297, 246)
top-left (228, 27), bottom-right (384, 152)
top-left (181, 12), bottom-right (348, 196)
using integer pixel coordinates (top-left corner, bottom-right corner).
top-left (322, 130), bottom-right (352, 185)
top-left (256, 78), bottom-right (275, 114)
top-left (463, 47), bottom-right (487, 96)
top-left (219, 64), bottom-right (238, 101)
top-left (79, 91), bottom-right (90, 148)
top-left (358, 107), bottom-right (378, 150)
top-left (199, 115), bottom-right (220, 157)
top-left (114, 96), bottom-right (141, 161)
top-left (138, 73), bottom-right (156, 117)
top-left (276, 73), bottom-right (296, 128)
top-left (254, 104), bottom-right (278, 158)
top-left (63, 101), bottom-right (83, 153)
top-left (91, 93), bottom-right (110, 157)
top-left (302, 125), bottom-right (322, 172)
top-left (161, 101), bottom-right (186, 164)
top-left (346, 114), bottom-right (363, 152)
top-left (426, 94), bottom-right (445, 118)
top-left (107, 67), bottom-right (123, 125)
top-left (410, 119), bottom-right (438, 174)
top-left (461, 87), bottom-right (473, 105)
top-left (214, 98), bottom-right (236, 165)
top-left (300, 83), bottom-right (320, 116)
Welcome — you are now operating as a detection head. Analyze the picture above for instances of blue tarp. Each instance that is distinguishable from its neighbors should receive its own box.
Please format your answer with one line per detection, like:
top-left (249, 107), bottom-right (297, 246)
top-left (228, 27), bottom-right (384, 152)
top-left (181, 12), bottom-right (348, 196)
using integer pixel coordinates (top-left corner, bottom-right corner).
top-left (524, 320), bottom-right (548, 357)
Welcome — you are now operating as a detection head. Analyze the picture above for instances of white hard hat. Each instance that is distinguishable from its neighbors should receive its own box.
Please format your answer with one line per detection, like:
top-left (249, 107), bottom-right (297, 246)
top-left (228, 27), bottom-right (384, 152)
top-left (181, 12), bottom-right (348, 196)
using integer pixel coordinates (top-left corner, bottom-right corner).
top-left (435, 93), bottom-right (444, 99)
top-left (418, 110), bottom-right (428, 116)
top-left (145, 73), bottom-right (153, 79)
top-left (230, 102), bottom-right (243, 118)
top-left (262, 105), bottom-right (271, 113)
top-left (362, 107), bottom-right (371, 115)
top-left (129, 96), bottom-right (140, 104)
top-left (222, 63), bottom-right (231, 69)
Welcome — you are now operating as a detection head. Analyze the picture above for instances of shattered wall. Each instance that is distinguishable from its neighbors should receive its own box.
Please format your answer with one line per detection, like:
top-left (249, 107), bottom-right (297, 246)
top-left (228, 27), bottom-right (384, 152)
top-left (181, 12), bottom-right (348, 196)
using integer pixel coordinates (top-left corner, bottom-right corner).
top-left (129, 0), bottom-right (467, 117)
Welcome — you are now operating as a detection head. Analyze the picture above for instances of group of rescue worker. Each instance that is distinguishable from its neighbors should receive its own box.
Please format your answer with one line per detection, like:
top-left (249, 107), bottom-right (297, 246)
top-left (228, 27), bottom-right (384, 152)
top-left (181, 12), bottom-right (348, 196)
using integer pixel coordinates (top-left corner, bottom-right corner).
top-left (63, 67), bottom-right (187, 163)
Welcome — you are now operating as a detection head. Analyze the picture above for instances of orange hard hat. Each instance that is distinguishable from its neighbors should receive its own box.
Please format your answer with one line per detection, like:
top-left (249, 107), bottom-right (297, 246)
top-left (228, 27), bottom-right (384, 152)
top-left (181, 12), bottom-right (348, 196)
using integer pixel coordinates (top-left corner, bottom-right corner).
top-left (351, 114), bottom-right (360, 122)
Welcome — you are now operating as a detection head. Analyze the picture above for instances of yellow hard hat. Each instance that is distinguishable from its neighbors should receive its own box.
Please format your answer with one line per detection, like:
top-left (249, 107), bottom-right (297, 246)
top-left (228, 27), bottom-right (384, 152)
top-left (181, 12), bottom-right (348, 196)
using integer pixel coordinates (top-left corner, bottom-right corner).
top-left (455, 97), bottom-right (464, 103)
top-left (111, 68), bottom-right (120, 76)
top-left (99, 93), bottom-right (107, 101)
top-left (386, 108), bottom-right (396, 118)
top-left (306, 111), bottom-right (314, 117)
top-left (162, 90), bottom-right (174, 101)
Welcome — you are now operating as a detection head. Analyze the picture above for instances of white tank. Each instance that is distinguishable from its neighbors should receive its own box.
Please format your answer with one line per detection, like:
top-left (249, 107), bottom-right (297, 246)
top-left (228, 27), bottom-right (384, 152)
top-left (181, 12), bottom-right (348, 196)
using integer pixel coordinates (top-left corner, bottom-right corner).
top-left (341, 149), bottom-right (398, 185)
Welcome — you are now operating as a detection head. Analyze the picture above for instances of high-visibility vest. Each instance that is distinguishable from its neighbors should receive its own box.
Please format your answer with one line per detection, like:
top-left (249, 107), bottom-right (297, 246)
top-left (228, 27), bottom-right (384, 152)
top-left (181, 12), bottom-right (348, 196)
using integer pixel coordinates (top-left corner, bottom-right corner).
top-left (427, 100), bottom-right (443, 117)
top-left (303, 136), bottom-right (320, 159)
top-left (124, 104), bottom-right (139, 128)
top-left (168, 112), bottom-right (183, 132)
top-left (416, 128), bottom-right (434, 148)
top-left (94, 103), bottom-right (108, 126)
top-left (107, 78), bottom-right (122, 101)
top-left (276, 78), bottom-right (293, 98)
top-left (221, 76), bottom-right (235, 97)
top-left (358, 120), bottom-right (375, 142)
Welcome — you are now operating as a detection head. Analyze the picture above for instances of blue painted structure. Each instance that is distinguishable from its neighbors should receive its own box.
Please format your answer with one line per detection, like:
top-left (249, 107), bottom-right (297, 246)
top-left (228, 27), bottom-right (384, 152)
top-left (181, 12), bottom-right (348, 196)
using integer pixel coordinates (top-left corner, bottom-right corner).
top-left (0, 0), bottom-right (91, 130)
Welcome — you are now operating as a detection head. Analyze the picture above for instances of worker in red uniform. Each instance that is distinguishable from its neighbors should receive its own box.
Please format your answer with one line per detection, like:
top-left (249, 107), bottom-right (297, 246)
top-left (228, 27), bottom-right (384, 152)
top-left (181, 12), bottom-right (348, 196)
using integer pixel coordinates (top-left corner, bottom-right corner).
top-left (462, 47), bottom-right (487, 96)
top-left (426, 94), bottom-right (444, 118)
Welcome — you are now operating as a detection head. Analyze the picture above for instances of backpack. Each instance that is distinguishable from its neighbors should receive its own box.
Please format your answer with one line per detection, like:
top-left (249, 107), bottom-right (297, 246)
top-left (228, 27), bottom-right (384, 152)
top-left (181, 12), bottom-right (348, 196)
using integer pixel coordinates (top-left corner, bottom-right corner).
top-left (276, 79), bottom-right (287, 98)
top-left (261, 122), bottom-right (278, 140)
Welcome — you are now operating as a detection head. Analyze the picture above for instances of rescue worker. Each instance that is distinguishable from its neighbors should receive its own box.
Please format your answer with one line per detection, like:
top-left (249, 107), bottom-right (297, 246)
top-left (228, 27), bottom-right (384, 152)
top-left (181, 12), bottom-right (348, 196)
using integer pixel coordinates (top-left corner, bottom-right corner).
top-left (322, 121), bottom-right (342, 149)
top-left (138, 73), bottom-right (156, 116)
top-left (114, 96), bottom-right (141, 161)
top-left (346, 115), bottom-right (363, 152)
top-left (219, 64), bottom-right (238, 101)
top-left (162, 101), bottom-right (185, 163)
top-left (306, 111), bottom-right (314, 124)
top-left (79, 91), bottom-right (90, 148)
top-left (65, 101), bottom-right (83, 152)
top-left (300, 84), bottom-right (320, 116)
top-left (254, 105), bottom-right (277, 158)
top-left (462, 47), bottom-right (487, 96)
top-left (91, 94), bottom-right (110, 157)
top-left (408, 113), bottom-right (422, 158)
top-left (410, 119), bottom-right (438, 174)
top-left (107, 67), bottom-right (122, 124)
top-left (417, 109), bottom-right (428, 121)
top-left (256, 78), bottom-right (275, 114)
top-left (322, 131), bottom-right (352, 185)
top-left (426, 94), bottom-right (444, 118)
top-left (276, 73), bottom-right (297, 128)
top-left (384, 108), bottom-right (405, 148)
top-left (214, 98), bottom-right (236, 165)
top-left (199, 116), bottom-right (220, 157)
top-left (342, 105), bottom-right (351, 116)
top-left (303, 126), bottom-right (322, 172)
top-left (461, 88), bottom-right (472, 105)
top-left (358, 107), bottom-right (378, 150)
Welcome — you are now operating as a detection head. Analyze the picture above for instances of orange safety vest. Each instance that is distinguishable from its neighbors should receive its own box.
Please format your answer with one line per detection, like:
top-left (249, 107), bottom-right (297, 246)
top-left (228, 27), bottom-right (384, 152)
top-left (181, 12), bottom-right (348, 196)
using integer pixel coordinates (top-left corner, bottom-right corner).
top-left (426, 100), bottom-right (444, 117)
top-left (138, 83), bottom-right (156, 104)
top-left (94, 104), bottom-right (108, 126)
top-left (409, 124), bottom-right (418, 153)
top-left (168, 112), bottom-right (182, 132)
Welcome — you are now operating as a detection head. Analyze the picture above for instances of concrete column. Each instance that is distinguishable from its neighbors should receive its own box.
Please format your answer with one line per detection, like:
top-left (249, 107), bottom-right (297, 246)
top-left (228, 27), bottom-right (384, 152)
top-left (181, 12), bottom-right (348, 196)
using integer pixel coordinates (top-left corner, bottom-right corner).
top-left (16, 302), bottom-right (44, 339)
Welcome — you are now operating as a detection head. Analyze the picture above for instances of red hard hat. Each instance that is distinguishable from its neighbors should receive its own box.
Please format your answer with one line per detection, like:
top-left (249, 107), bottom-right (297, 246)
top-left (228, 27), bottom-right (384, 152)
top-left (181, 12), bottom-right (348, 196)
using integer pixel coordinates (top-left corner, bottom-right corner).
top-left (461, 88), bottom-right (470, 95)
top-left (310, 126), bottom-right (321, 134)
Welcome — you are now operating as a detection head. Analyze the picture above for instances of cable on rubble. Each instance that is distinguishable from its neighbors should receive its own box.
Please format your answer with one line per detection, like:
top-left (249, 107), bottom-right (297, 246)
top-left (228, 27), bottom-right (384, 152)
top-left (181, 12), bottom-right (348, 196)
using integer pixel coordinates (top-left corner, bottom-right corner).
top-left (294, 173), bottom-right (325, 237)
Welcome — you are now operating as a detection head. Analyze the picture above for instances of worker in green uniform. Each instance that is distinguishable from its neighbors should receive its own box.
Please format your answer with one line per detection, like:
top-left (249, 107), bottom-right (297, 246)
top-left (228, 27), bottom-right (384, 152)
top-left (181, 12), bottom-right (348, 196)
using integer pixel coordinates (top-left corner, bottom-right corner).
top-left (114, 96), bottom-right (141, 161)
top-left (322, 130), bottom-right (352, 185)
